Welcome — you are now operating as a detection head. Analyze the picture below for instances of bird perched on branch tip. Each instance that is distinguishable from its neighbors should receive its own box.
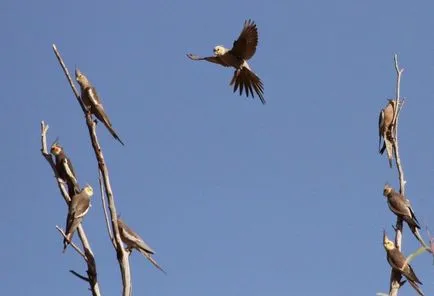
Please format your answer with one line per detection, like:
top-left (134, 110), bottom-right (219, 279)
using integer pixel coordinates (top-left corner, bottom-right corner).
top-left (75, 68), bottom-right (125, 145)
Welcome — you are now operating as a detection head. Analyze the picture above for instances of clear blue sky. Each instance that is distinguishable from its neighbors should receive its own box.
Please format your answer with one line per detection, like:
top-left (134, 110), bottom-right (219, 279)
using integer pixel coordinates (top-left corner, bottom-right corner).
top-left (2, 1), bottom-right (434, 295)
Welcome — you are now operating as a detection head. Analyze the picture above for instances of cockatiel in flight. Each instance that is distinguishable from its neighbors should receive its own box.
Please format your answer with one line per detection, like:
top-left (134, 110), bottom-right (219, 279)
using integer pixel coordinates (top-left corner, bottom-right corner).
top-left (187, 19), bottom-right (265, 104)
top-left (75, 69), bottom-right (125, 145)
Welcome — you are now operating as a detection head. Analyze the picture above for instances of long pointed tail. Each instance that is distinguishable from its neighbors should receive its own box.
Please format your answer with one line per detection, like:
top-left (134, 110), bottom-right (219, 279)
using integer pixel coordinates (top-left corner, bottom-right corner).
top-left (105, 123), bottom-right (125, 146)
top-left (230, 68), bottom-right (266, 104)
top-left (412, 227), bottom-right (433, 254)
top-left (140, 250), bottom-right (167, 275)
top-left (408, 279), bottom-right (424, 296)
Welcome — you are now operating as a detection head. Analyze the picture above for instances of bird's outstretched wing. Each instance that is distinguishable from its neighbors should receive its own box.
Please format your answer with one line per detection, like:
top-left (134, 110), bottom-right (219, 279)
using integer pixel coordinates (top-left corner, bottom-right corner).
top-left (230, 19), bottom-right (258, 60)
top-left (230, 68), bottom-right (265, 104)
top-left (186, 53), bottom-right (229, 67)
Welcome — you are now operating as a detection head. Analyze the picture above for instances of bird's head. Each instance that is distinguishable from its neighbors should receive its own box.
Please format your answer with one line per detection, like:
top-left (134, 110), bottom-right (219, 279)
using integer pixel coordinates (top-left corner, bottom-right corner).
top-left (383, 230), bottom-right (395, 251)
top-left (383, 184), bottom-right (393, 197)
top-left (214, 46), bottom-right (227, 56)
top-left (83, 185), bottom-right (94, 197)
top-left (50, 141), bottom-right (63, 156)
top-left (75, 68), bottom-right (88, 86)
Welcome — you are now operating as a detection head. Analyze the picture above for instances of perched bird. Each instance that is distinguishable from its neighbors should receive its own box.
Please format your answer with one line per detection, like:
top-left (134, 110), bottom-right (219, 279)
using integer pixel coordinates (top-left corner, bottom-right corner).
top-left (379, 100), bottom-right (396, 167)
top-left (117, 217), bottom-right (166, 274)
top-left (75, 69), bottom-right (124, 145)
top-left (383, 231), bottom-right (424, 296)
top-left (383, 184), bottom-right (430, 251)
top-left (187, 19), bottom-right (265, 104)
top-left (63, 185), bottom-right (94, 252)
top-left (383, 184), bottom-right (420, 231)
top-left (50, 141), bottom-right (80, 198)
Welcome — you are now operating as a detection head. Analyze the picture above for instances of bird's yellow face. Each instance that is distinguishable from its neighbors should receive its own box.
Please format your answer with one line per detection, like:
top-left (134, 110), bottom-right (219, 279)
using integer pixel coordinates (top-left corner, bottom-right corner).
top-left (75, 69), bottom-right (88, 86)
top-left (383, 185), bottom-right (392, 196)
top-left (383, 239), bottom-right (395, 251)
top-left (84, 185), bottom-right (94, 197)
top-left (50, 144), bottom-right (62, 156)
top-left (213, 46), bottom-right (226, 56)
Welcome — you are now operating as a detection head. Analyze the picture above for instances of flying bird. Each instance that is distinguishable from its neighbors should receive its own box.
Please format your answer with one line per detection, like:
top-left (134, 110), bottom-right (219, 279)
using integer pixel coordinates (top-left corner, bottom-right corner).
top-left (383, 231), bottom-right (424, 296)
top-left (117, 217), bottom-right (166, 274)
top-left (187, 19), bottom-right (265, 104)
top-left (63, 185), bottom-right (94, 252)
top-left (51, 141), bottom-right (80, 198)
top-left (379, 100), bottom-right (396, 167)
top-left (75, 69), bottom-right (125, 145)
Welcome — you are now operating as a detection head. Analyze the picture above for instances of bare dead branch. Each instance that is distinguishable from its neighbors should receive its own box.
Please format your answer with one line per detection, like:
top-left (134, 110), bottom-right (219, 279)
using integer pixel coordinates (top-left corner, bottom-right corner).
top-left (52, 44), bottom-right (86, 114)
top-left (70, 270), bottom-right (90, 282)
top-left (99, 169), bottom-right (113, 242)
top-left (388, 54), bottom-right (405, 296)
top-left (40, 121), bottom-right (101, 296)
top-left (393, 55), bottom-right (406, 195)
top-left (55, 225), bottom-right (86, 258)
top-left (52, 44), bottom-right (132, 296)
top-left (87, 114), bottom-right (132, 296)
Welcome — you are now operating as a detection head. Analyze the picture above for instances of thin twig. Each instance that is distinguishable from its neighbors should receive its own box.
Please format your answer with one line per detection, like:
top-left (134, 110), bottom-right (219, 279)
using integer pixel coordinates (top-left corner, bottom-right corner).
top-left (52, 44), bottom-right (131, 296)
top-left (99, 169), bottom-right (113, 241)
top-left (41, 121), bottom-right (101, 296)
top-left (389, 54), bottom-right (405, 296)
top-left (52, 44), bottom-right (86, 114)
top-left (56, 225), bottom-right (86, 258)
top-left (69, 270), bottom-right (90, 282)
top-left (393, 55), bottom-right (405, 195)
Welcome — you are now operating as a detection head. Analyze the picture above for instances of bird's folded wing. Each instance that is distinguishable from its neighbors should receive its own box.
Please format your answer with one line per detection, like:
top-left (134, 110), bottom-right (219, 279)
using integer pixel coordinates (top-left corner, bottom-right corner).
top-left (62, 159), bottom-right (77, 183)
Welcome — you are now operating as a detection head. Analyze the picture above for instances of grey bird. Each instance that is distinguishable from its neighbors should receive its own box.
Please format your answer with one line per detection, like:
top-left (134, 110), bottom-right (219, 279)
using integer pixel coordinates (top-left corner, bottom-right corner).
top-left (384, 231), bottom-right (424, 296)
top-left (383, 184), bottom-right (420, 231)
top-left (50, 141), bottom-right (80, 198)
top-left (187, 19), bottom-right (265, 104)
top-left (75, 69), bottom-right (124, 145)
top-left (63, 185), bottom-right (94, 252)
top-left (383, 184), bottom-right (431, 251)
top-left (379, 100), bottom-right (396, 167)
top-left (117, 217), bottom-right (166, 274)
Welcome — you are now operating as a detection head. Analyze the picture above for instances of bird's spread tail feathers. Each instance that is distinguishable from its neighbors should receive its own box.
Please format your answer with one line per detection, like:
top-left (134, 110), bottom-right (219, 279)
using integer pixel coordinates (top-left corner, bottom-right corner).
top-left (230, 68), bottom-right (265, 104)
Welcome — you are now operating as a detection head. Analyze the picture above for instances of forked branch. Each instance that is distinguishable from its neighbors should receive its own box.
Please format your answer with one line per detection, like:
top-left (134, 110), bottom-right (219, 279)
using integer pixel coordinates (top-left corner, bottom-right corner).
top-left (40, 121), bottom-right (100, 296)
top-left (52, 44), bottom-right (131, 296)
